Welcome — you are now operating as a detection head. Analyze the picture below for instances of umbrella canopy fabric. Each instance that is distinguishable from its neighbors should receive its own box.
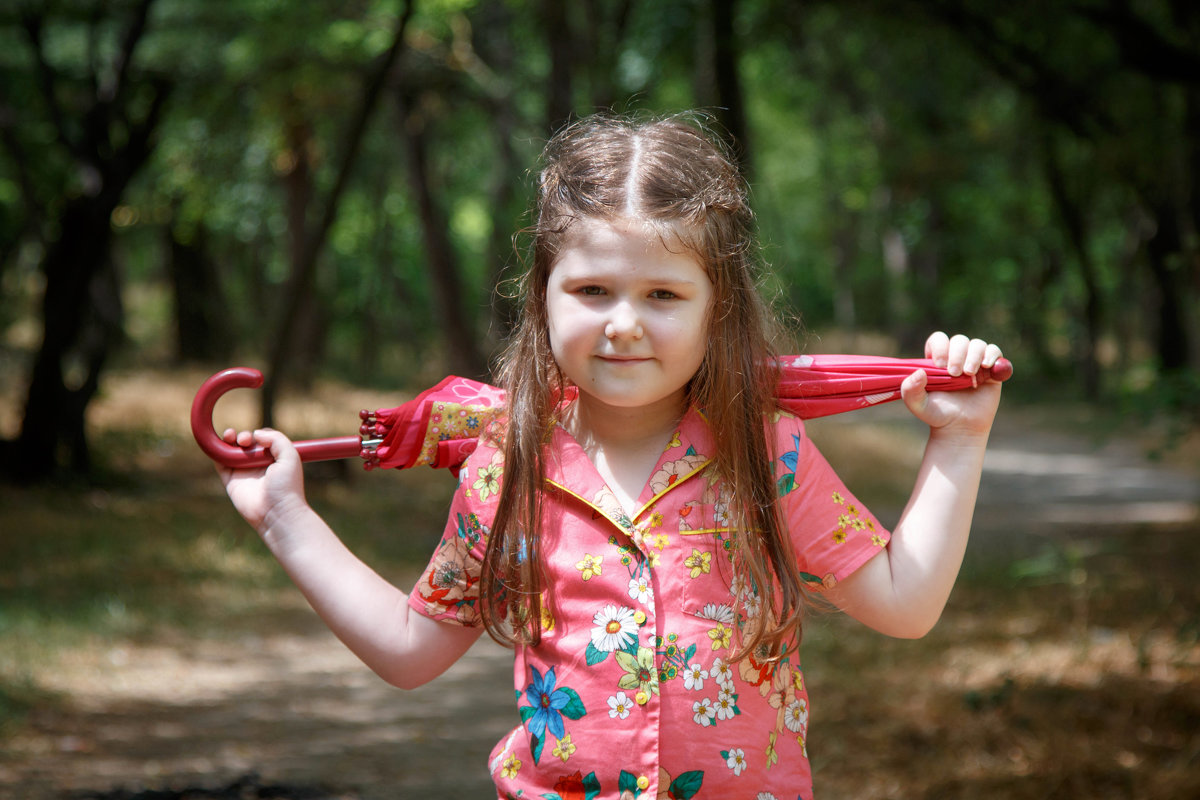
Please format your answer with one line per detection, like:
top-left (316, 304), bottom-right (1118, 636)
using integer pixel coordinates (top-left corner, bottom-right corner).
top-left (192, 356), bottom-right (1011, 474)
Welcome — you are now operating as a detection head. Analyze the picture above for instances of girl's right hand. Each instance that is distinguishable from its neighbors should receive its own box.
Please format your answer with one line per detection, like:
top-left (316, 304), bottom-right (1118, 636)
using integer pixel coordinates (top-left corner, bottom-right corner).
top-left (217, 428), bottom-right (309, 536)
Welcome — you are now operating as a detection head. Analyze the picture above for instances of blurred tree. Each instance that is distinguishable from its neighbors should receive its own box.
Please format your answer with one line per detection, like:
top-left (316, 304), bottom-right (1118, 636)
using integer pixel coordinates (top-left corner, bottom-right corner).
top-left (0, 0), bottom-right (170, 481)
top-left (258, 1), bottom-right (413, 426)
top-left (906, 0), bottom-right (1200, 383)
top-left (2, 0), bottom-right (1196, 486)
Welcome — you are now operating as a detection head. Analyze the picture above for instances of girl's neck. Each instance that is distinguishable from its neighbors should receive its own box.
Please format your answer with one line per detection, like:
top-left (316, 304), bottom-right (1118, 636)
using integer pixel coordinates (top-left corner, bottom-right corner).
top-left (563, 391), bottom-right (687, 515)
top-left (564, 390), bottom-right (686, 451)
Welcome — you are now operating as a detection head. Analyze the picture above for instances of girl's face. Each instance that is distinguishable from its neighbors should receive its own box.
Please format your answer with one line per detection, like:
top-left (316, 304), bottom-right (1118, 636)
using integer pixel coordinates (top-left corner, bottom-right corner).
top-left (546, 217), bottom-right (713, 423)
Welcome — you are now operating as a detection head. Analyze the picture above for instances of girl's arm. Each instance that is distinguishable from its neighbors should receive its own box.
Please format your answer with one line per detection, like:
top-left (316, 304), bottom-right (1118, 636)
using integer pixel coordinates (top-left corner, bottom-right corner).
top-left (220, 428), bottom-right (483, 689)
top-left (823, 332), bottom-right (1004, 639)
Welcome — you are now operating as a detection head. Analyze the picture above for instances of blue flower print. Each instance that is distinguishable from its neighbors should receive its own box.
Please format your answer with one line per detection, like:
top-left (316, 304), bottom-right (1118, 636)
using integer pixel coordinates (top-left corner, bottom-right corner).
top-left (519, 665), bottom-right (587, 764)
top-left (525, 665), bottom-right (570, 740)
top-left (777, 434), bottom-right (801, 496)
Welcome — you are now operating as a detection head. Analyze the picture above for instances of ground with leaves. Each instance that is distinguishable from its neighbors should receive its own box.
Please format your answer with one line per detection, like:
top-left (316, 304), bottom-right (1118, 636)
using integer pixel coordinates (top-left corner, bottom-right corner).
top-left (1, 370), bottom-right (1197, 799)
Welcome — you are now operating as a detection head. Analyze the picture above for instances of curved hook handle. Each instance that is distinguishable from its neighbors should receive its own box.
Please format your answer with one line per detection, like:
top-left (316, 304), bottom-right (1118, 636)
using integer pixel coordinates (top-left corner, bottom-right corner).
top-left (190, 367), bottom-right (362, 469)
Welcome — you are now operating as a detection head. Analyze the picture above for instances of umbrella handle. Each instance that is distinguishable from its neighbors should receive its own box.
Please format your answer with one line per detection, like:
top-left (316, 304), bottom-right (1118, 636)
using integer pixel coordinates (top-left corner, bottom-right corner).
top-left (191, 367), bottom-right (363, 469)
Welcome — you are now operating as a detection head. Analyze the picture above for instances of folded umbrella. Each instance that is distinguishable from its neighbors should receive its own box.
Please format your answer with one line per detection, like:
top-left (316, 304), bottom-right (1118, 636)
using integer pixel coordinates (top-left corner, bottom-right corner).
top-left (192, 356), bottom-right (1012, 474)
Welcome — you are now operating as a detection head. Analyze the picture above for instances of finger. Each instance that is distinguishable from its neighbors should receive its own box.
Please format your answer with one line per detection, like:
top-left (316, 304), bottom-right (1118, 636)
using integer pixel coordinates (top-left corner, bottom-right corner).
top-left (901, 368), bottom-right (930, 417)
top-left (982, 343), bottom-right (1003, 369)
top-left (925, 331), bottom-right (950, 364)
top-left (252, 428), bottom-right (298, 465)
top-left (946, 334), bottom-right (970, 376)
top-left (962, 337), bottom-right (988, 377)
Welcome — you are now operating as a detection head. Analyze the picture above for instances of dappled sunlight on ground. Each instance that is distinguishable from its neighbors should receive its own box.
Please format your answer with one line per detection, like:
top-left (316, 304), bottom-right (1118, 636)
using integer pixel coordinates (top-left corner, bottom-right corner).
top-left (1, 370), bottom-right (1198, 798)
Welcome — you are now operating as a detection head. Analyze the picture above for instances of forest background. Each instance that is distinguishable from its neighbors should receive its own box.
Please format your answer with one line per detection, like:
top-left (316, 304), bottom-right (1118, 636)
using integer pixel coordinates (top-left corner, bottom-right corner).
top-left (0, 1), bottom-right (1198, 798)
top-left (2, 0), bottom-right (1199, 481)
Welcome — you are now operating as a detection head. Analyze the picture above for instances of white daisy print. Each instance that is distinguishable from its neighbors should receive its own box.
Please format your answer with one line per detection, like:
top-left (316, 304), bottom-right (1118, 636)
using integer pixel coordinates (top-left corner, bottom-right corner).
top-left (784, 698), bottom-right (809, 733)
top-left (695, 603), bottom-right (735, 624)
top-left (692, 697), bottom-right (717, 727)
top-left (711, 656), bottom-right (735, 689)
top-left (608, 691), bottom-right (633, 720)
top-left (590, 604), bottom-right (638, 652)
top-left (715, 687), bottom-right (737, 721)
top-left (682, 662), bottom-right (709, 691)
top-left (725, 747), bottom-right (747, 776)
top-left (627, 575), bottom-right (653, 605)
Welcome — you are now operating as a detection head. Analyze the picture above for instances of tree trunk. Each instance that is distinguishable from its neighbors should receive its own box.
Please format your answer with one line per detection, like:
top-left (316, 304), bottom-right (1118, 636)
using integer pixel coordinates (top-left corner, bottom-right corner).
top-left (543, 0), bottom-right (574, 134)
top-left (3, 2), bottom-right (167, 482)
top-left (168, 221), bottom-right (234, 364)
top-left (1144, 203), bottom-right (1191, 372)
top-left (259, 3), bottom-right (412, 426)
top-left (711, 0), bottom-right (750, 173)
top-left (1042, 134), bottom-right (1102, 397)
top-left (10, 199), bottom-right (116, 480)
top-left (396, 91), bottom-right (489, 379)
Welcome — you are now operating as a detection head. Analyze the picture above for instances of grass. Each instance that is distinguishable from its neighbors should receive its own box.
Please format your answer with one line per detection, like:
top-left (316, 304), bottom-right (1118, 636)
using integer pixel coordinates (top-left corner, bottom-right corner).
top-left (1, 367), bottom-right (1198, 798)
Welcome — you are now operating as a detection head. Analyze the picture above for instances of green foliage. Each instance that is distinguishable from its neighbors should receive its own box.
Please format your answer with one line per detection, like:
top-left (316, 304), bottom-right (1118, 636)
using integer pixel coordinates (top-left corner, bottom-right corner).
top-left (1, 0), bottom-right (1197, 402)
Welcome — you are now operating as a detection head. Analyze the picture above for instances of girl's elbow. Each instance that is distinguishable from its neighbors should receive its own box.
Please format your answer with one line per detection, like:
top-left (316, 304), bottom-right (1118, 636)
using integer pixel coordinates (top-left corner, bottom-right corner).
top-left (379, 662), bottom-right (436, 690)
top-left (871, 607), bottom-right (943, 639)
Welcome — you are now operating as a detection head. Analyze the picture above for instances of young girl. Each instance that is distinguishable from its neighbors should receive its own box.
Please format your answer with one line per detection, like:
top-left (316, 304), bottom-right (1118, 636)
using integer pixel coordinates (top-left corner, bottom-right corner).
top-left (220, 113), bottom-right (1004, 799)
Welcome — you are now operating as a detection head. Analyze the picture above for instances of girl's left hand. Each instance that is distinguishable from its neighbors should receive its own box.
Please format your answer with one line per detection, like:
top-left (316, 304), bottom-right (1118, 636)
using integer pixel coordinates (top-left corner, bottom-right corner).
top-left (901, 331), bottom-right (1004, 438)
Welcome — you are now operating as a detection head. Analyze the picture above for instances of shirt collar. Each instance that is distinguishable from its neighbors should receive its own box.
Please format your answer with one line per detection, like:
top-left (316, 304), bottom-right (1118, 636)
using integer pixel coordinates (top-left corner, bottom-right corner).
top-left (543, 407), bottom-right (715, 530)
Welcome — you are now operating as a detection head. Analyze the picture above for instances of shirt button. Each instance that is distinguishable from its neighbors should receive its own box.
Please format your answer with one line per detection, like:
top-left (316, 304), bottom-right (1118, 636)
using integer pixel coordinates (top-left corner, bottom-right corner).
top-left (635, 691), bottom-right (650, 706)
top-left (633, 610), bottom-right (647, 625)
top-left (636, 775), bottom-right (650, 791)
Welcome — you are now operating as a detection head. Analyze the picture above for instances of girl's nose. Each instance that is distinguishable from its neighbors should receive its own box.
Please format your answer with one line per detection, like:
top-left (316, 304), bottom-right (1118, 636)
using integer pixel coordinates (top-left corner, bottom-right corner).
top-left (605, 302), bottom-right (643, 340)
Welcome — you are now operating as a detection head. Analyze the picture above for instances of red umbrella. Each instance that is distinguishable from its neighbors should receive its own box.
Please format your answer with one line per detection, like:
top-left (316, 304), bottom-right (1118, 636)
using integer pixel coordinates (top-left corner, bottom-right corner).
top-left (192, 356), bottom-right (1012, 474)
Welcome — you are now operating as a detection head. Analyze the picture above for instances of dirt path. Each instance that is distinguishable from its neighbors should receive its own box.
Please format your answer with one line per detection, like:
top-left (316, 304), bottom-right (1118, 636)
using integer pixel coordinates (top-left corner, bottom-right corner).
top-left (1, 410), bottom-right (1196, 799)
top-left (1, 622), bottom-right (515, 798)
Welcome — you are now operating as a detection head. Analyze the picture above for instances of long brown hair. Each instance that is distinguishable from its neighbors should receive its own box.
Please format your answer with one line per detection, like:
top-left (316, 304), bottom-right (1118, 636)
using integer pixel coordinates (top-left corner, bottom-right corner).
top-left (483, 112), bottom-right (806, 658)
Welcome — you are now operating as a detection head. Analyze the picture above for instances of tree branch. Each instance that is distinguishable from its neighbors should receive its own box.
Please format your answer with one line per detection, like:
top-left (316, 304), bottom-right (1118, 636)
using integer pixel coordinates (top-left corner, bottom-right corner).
top-left (19, 10), bottom-right (84, 162)
top-left (1076, 0), bottom-right (1200, 85)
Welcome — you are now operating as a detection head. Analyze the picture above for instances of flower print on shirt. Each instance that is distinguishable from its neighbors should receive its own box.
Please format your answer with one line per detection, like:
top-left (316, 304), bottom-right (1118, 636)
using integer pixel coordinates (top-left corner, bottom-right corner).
top-left (710, 656), bottom-right (735, 690)
top-left (551, 769), bottom-right (601, 799)
top-left (519, 665), bottom-right (587, 765)
top-left (723, 747), bottom-right (748, 776)
top-left (648, 452), bottom-right (709, 497)
top-left (682, 661), bottom-right (709, 691)
top-left (411, 512), bottom-right (483, 624)
top-left (472, 452), bottom-right (503, 502)
top-left (552, 733), bottom-right (577, 763)
top-left (411, 408), bottom-right (891, 798)
top-left (591, 486), bottom-right (634, 532)
top-left (608, 691), bottom-right (633, 720)
top-left (589, 604), bottom-right (638, 659)
top-left (627, 573), bottom-right (654, 605)
top-left (830, 489), bottom-right (884, 549)
top-left (615, 646), bottom-right (659, 700)
top-left (576, 553), bottom-right (603, 581)
top-left (684, 548), bottom-right (711, 579)
top-left (693, 602), bottom-right (735, 652)
top-left (693, 696), bottom-right (717, 727)
top-left (783, 697), bottom-right (809, 735)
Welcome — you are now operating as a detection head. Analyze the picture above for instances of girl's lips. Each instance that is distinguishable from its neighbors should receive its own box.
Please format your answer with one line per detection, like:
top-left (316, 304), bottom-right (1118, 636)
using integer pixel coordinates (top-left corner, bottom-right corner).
top-left (597, 355), bottom-right (651, 363)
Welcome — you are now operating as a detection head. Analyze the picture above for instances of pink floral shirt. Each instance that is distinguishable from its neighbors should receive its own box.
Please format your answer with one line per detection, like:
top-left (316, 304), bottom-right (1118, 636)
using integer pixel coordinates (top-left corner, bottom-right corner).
top-left (409, 407), bottom-right (889, 800)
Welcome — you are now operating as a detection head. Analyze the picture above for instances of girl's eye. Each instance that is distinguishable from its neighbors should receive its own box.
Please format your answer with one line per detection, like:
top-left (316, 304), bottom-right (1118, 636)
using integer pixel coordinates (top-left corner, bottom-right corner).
top-left (580, 285), bottom-right (605, 296)
top-left (650, 289), bottom-right (678, 300)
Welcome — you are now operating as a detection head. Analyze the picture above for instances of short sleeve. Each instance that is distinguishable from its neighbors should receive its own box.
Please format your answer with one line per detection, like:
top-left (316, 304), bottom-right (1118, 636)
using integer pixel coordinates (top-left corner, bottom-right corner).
top-left (771, 411), bottom-right (891, 592)
top-left (406, 441), bottom-right (504, 626)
